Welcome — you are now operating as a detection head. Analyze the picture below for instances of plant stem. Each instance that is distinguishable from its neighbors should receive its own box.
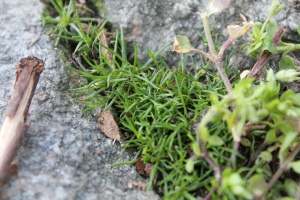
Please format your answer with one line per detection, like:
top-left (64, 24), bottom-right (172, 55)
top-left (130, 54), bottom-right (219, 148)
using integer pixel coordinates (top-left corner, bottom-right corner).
top-left (276, 44), bottom-right (300, 52)
top-left (215, 61), bottom-right (233, 93)
top-left (202, 16), bottom-right (217, 57)
top-left (230, 141), bottom-right (240, 169)
top-left (204, 187), bottom-right (218, 200)
top-left (191, 49), bottom-right (213, 60)
top-left (202, 16), bottom-right (233, 93)
top-left (247, 141), bottom-right (267, 168)
top-left (248, 27), bottom-right (284, 79)
top-left (256, 142), bottom-right (300, 200)
top-left (260, 15), bottom-right (272, 34)
top-left (198, 131), bottom-right (221, 182)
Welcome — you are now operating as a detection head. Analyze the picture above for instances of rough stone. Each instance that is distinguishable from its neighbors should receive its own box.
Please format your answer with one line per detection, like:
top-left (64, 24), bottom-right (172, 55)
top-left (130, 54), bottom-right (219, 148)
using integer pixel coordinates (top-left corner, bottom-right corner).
top-left (0, 0), bottom-right (159, 199)
top-left (103, 0), bottom-right (300, 71)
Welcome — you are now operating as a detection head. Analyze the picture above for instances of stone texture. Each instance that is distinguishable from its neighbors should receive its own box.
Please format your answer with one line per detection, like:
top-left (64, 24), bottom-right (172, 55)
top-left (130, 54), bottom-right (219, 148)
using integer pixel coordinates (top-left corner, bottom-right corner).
top-left (0, 0), bottom-right (159, 199)
top-left (103, 0), bottom-right (300, 71)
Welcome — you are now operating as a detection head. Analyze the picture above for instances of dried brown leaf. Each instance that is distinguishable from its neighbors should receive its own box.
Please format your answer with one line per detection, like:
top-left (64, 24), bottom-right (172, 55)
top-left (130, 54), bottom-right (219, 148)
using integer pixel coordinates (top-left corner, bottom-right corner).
top-left (135, 157), bottom-right (145, 175)
top-left (144, 163), bottom-right (154, 176)
top-left (98, 110), bottom-right (121, 141)
top-left (100, 32), bottom-right (113, 64)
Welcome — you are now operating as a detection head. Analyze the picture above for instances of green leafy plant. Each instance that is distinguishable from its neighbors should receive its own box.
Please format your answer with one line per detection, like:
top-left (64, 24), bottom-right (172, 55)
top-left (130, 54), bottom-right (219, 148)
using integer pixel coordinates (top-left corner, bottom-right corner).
top-left (242, 0), bottom-right (300, 70)
top-left (42, 0), bottom-right (300, 199)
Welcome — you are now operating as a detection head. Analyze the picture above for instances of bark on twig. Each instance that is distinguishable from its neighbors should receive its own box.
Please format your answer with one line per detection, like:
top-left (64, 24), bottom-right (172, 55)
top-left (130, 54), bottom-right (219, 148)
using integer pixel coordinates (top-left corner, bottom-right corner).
top-left (0, 56), bottom-right (44, 187)
top-left (248, 27), bottom-right (285, 79)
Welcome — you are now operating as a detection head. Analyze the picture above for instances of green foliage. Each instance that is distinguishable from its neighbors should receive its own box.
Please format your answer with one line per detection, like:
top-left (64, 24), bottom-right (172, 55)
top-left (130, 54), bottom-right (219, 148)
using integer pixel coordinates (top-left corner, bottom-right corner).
top-left (245, 0), bottom-right (300, 71)
top-left (279, 56), bottom-right (296, 70)
top-left (43, 0), bottom-right (300, 200)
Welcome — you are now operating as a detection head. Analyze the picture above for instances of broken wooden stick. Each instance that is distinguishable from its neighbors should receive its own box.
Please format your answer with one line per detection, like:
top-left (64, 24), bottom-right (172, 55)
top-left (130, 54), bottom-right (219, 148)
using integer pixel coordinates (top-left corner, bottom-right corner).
top-left (0, 56), bottom-right (44, 187)
top-left (247, 27), bottom-right (284, 79)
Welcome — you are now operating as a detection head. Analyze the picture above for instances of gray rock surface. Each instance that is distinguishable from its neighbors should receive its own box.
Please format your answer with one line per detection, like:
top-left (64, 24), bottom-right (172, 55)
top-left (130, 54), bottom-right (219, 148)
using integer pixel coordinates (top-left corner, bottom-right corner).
top-left (103, 0), bottom-right (300, 71)
top-left (0, 0), bottom-right (159, 199)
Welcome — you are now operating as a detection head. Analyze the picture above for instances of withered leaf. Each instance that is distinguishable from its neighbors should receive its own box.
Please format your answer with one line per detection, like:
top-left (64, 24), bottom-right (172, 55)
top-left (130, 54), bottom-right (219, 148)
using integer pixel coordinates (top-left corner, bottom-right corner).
top-left (135, 156), bottom-right (145, 175)
top-left (98, 110), bottom-right (121, 141)
top-left (144, 163), bottom-right (154, 176)
top-left (127, 182), bottom-right (147, 191)
top-left (100, 31), bottom-right (113, 64)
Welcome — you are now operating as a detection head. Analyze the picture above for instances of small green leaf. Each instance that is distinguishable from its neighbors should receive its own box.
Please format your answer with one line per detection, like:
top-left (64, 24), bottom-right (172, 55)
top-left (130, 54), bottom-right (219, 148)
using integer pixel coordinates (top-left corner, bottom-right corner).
top-left (297, 24), bottom-right (300, 35)
top-left (200, 126), bottom-right (210, 142)
top-left (266, 22), bottom-right (279, 38)
top-left (292, 93), bottom-right (300, 106)
top-left (279, 121), bottom-right (295, 134)
top-left (185, 158), bottom-right (194, 173)
top-left (279, 132), bottom-right (297, 155)
top-left (210, 93), bottom-right (219, 105)
top-left (191, 142), bottom-right (202, 155)
top-left (279, 57), bottom-right (296, 70)
top-left (210, 111), bottom-right (224, 123)
top-left (266, 129), bottom-right (276, 143)
top-left (248, 41), bottom-right (262, 54)
top-left (255, 22), bottom-right (263, 30)
top-left (208, 135), bottom-right (224, 146)
top-left (260, 151), bottom-right (273, 162)
top-left (284, 179), bottom-right (298, 197)
top-left (240, 43), bottom-right (251, 51)
top-left (260, 36), bottom-right (277, 54)
top-left (228, 173), bottom-right (244, 185)
top-left (253, 27), bottom-right (261, 39)
top-left (260, 32), bottom-right (268, 40)
top-left (241, 137), bottom-right (251, 147)
top-left (291, 160), bottom-right (300, 174)
top-left (231, 185), bottom-right (245, 195)
top-left (249, 174), bottom-right (267, 197)
top-left (174, 36), bottom-right (193, 53)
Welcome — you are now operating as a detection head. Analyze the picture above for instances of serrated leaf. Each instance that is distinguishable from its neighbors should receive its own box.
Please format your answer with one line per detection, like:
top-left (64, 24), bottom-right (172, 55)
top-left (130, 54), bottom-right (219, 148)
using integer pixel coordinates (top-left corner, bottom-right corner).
top-left (291, 161), bottom-right (300, 174)
top-left (208, 135), bottom-right (224, 146)
top-left (279, 56), bottom-right (296, 70)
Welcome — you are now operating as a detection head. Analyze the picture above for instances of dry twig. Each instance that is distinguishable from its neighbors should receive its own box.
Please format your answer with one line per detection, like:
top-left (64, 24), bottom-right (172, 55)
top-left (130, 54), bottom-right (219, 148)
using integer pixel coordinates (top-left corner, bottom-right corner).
top-left (0, 56), bottom-right (44, 187)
